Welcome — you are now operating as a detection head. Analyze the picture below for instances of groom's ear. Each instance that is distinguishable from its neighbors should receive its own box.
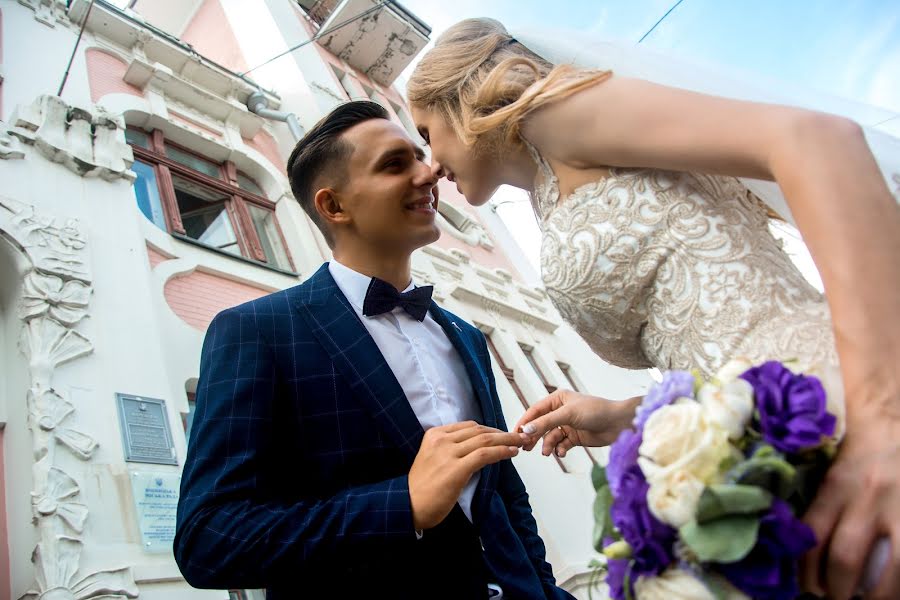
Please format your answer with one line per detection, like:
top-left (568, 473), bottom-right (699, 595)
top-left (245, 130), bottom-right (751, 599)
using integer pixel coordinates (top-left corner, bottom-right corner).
top-left (314, 187), bottom-right (350, 229)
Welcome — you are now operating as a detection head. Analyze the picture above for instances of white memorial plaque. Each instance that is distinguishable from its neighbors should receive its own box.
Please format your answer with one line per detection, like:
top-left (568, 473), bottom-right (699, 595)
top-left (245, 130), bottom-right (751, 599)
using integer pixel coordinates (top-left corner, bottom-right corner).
top-left (131, 471), bottom-right (181, 553)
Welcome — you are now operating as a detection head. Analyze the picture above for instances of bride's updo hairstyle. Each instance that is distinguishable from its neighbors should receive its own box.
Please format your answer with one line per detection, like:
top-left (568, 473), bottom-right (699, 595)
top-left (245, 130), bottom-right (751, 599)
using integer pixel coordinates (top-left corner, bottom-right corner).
top-left (407, 18), bottom-right (611, 154)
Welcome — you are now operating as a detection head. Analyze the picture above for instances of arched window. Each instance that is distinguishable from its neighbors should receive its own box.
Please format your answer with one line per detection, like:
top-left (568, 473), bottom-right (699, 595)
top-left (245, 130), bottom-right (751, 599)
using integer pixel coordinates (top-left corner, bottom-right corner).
top-left (126, 127), bottom-right (294, 272)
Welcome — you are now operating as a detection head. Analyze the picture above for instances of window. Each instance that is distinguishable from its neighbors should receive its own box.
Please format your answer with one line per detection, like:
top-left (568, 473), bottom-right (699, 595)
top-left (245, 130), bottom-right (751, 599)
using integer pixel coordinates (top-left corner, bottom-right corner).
top-left (228, 591), bottom-right (248, 600)
top-left (558, 362), bottom-right (580, 392)
top-left (486, 335), bottom-right (567, 473)
top-left (556, 362), bottom-right (600, 466)
top-left (125, 127), bottom-right (294, 272)
top-left (520, 344), bottom-right (556, 395)
top-left (182, 392), bottom-right (196, 442)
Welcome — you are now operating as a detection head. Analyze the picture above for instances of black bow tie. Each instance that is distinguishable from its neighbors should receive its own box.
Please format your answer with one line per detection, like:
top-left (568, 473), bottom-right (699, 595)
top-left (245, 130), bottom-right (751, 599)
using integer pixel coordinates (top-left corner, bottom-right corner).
top-left (362, 277), bottom-right (433, 321)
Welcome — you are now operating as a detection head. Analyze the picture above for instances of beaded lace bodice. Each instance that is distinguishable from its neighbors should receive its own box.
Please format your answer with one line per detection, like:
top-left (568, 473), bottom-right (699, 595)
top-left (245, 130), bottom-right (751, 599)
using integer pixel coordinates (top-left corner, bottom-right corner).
top-left (528, 146), bottom-right (837, 376)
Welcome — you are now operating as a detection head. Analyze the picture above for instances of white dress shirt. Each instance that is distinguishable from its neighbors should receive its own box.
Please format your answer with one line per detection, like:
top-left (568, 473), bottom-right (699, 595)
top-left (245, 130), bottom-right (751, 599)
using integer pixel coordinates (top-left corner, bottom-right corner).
top-left (328, 260), bottom-right (482, 522)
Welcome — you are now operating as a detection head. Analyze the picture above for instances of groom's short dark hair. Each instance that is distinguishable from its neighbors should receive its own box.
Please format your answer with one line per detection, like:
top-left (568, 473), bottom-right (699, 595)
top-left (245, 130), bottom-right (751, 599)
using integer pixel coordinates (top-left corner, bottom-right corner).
top-left (286, 101), bottom-right (390, 248)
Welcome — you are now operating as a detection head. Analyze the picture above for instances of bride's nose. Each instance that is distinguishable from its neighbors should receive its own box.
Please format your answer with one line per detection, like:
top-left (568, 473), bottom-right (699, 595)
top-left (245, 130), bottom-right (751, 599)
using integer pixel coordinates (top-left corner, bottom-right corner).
top-left (430, 159), bottom-right (446, 179)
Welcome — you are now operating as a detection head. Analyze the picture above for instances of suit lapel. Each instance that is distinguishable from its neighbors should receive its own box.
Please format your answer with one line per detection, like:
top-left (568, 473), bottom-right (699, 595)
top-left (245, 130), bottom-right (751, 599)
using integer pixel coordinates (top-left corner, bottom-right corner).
top-left (428, 304), bottom-right (498, 429)
top-left (429, 304), bottom-right (501, 524)
top-left (294, 265), bottom-right (424, 462)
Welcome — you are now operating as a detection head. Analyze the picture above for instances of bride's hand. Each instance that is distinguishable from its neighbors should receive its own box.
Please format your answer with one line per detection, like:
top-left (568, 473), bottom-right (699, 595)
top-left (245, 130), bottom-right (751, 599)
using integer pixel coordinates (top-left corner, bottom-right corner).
top-left (514, 390), bottom-right (640, 457)
top-left (801, 394), bottom-right (900, 599)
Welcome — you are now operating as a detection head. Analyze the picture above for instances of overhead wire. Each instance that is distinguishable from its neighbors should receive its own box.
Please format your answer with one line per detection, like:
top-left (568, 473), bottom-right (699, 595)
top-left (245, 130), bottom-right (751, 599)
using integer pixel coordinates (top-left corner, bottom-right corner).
top-left (240, 0), bottom-right (392, 77)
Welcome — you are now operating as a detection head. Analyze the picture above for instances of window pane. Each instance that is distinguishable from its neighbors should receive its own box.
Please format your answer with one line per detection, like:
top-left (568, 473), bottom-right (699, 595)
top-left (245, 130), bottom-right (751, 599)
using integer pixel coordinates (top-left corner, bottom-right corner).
top-left (173, 176), bottom-right (241, 256)
top-left (183, 396), bottom-right (196, 442)
top-left (125, 128), bottom-right (151, 149)
top-left (237, 172), bottom-right (264, 196)
top-left (165, 145), bottom-right (221, 179)
top-left (247, 204), bottom-right (290, 270)
top-left (131, 160), bottom-right (167, 231)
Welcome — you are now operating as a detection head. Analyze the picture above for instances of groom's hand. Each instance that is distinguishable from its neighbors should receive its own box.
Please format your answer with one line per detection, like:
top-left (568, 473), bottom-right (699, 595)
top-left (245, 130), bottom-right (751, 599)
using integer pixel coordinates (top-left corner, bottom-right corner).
top-left (408, 421), bottom-right (523, 530)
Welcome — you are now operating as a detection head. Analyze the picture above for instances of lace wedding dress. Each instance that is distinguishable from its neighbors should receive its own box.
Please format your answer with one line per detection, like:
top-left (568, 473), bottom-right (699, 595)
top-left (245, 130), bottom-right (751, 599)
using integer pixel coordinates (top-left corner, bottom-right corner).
top-left (528, 146), bottom-right (838, 378)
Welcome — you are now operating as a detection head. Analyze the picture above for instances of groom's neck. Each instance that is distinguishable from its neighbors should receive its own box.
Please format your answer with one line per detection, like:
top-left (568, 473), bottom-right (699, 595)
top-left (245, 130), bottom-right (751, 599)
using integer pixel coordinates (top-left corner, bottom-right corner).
top-left (332, 244), bottom-right (413, 291)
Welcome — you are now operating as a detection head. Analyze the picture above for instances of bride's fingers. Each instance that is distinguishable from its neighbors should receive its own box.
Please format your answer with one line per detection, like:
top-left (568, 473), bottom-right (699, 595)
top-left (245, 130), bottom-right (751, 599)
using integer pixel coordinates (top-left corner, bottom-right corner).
top-left (801, 477), bottom-right (844, 594)
top-left (554, 435), bottom-right (576, 458)
top-left (514, 390), bottom-right (565, 436)
top-left (540, 428), bottom-right (567, 456)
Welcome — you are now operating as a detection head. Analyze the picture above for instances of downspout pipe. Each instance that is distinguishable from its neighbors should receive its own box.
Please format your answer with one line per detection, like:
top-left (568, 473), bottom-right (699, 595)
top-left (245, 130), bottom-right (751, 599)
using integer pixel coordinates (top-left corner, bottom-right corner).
top-left (247, 91), bottom-right (303, 141)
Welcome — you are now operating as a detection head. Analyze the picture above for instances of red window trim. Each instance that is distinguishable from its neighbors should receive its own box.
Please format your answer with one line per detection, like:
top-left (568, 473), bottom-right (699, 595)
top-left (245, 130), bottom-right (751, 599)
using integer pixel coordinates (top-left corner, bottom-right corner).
top-left (486, 335), bottom-right (568, 473)
top-left (129, 128), bottom-right (295, 272)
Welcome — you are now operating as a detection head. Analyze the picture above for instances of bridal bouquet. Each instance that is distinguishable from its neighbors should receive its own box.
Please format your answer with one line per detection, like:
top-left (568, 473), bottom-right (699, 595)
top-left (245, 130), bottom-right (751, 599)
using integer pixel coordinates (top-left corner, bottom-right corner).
top-left (595, 358), bottom-right (846, 600)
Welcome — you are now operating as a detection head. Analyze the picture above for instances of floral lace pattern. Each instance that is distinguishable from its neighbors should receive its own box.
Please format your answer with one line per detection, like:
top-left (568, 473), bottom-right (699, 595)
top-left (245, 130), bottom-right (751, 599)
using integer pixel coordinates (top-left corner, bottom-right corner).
top-left (526, 144), bottom-right (838, 376)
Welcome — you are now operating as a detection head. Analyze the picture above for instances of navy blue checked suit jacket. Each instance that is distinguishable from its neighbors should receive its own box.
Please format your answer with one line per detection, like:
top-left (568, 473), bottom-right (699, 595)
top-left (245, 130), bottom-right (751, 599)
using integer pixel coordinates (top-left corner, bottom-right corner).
top-left (175, 264), bottom-right (574, 599)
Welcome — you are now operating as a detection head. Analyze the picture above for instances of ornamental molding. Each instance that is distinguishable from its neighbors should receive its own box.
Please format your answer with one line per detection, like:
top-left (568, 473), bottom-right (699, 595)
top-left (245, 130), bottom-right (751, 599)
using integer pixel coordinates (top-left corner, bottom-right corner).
top-left (17, 0), bottom-right (70, 28)
top-left (436, 202), bottom-right (494, 249)
top-left (8, 96), bottom-right (135, 182)
top-left (0, 196), bottom-right (138, 600)
top-left (448, 283), bottom-right (560, 334)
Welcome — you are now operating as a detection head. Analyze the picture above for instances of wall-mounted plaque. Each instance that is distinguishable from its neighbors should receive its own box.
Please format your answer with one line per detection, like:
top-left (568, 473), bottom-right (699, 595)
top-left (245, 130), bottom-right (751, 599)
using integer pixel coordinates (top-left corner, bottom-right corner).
top-left (116, 393), bottom-right (178, 465)
top-left (130, 471), bottom-right (180, 553)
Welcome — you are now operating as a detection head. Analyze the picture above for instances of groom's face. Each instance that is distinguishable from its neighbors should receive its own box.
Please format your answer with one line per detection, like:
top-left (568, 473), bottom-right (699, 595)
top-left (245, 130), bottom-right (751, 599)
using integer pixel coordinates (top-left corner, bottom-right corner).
top-left (332, 118), bottom-right (441, 253)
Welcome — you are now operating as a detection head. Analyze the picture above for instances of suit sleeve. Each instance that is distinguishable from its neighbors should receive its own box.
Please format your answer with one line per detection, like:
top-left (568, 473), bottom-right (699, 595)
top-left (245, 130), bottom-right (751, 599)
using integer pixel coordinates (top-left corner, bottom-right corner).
top-left (174, 307), bottom-right (416, 589)
top-left (477, 332), bottom-right (571, 598)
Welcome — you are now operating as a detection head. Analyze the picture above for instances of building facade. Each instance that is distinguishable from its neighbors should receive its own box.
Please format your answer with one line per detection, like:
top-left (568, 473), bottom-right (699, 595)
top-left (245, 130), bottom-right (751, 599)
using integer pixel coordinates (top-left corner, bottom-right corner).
top-left (0, 1), bottom-right (654, 599)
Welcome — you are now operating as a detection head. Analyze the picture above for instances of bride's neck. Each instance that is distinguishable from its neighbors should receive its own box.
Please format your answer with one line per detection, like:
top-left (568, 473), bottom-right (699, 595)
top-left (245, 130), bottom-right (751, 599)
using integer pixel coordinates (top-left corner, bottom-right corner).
top-left (501, 145), bottom-right (539, 193)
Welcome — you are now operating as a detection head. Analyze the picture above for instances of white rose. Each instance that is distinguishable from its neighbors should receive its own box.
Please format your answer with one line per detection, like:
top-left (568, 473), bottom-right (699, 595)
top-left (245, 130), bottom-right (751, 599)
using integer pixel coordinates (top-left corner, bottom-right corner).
top-left (639, 399), bottom-right (732, 482)
top-left (639, 400), bottom-right (733, 526)
top-left (634, 568), bottom-right (750, 600)
top-left (698, 379), bottom-right (755, 440)
top-left (645, 468), bottom-right (705, 528)
top-left (714, 357), bottom-right (753, 384)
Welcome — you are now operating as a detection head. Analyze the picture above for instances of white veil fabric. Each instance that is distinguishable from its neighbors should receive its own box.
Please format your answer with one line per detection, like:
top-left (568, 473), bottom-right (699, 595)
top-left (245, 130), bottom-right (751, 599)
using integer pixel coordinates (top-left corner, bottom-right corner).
top-left (511, 28), bottom-right (900, 226)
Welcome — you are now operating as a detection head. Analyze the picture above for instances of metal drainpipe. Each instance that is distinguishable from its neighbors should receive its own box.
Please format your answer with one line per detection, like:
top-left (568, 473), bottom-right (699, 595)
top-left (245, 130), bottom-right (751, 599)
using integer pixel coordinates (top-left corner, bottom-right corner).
top-left (247, 91), bottom-right (303, 140)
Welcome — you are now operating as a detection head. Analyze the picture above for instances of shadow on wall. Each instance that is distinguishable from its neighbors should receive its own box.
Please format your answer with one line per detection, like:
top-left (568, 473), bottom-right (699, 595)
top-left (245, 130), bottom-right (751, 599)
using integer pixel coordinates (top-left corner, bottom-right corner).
top-left (0, 233), bottom-right (28, 600)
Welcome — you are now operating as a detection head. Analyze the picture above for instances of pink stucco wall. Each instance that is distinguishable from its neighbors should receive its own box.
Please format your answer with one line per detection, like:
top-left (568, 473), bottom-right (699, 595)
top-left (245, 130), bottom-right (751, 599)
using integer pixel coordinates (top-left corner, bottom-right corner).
top-left (146, 245), bottom-right (173, 269)
top-left (164, 270), bottom-right (271, 331)
top-left (84, 48), bottom-right (143, 103)
top-left (181, 0), bottom-right (249, 73)
top-left (244, 130), bottom-right (285, 173)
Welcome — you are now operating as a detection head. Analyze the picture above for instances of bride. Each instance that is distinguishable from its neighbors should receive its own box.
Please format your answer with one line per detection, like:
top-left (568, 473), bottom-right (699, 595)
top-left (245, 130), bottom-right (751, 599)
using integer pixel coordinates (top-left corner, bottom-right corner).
top-left (406, 17), bottom-right (899, 599)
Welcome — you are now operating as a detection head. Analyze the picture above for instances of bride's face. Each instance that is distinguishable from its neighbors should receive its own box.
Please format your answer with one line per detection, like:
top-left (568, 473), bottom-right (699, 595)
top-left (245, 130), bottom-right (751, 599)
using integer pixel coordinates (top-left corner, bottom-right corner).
top-left (411, 106), bottom-right (501, 206)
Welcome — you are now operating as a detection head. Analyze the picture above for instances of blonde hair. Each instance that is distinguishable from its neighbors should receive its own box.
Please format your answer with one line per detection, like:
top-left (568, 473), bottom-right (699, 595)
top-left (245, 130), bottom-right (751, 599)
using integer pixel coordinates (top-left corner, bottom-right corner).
top-left (407, 18), bottom-right (611, 152)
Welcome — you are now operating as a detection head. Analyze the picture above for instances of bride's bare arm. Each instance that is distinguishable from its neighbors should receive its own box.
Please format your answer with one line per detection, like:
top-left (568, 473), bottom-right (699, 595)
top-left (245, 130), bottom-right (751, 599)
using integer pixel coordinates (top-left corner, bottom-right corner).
top-left (523, 76), bottom-right (900, 598)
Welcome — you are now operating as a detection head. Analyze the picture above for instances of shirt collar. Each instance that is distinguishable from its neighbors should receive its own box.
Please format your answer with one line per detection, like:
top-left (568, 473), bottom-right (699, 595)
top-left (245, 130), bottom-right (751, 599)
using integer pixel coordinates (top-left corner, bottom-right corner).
top-left (328, 260), bottom-right (415, 314)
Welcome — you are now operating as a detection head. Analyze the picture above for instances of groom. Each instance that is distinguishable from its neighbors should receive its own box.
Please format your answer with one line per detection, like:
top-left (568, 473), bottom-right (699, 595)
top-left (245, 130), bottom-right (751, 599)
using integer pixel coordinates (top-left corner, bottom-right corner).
top-left (174, 101), bottom-right (573, 599)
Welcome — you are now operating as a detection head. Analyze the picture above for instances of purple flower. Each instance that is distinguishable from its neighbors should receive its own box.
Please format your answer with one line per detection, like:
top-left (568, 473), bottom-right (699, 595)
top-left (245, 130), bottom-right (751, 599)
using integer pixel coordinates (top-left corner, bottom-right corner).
top-left (604, 554), bottom-right (630, 600)
top-left (740, 361), bottom-right (835, 453)
top-left (611, 465), bottom-right (676, 578)
top-left (607, 428), bottom-right (642, 497)
top-left (717, 498), bottom-right (816, 600)
top-left (634, 371), bottom-right (695, 430)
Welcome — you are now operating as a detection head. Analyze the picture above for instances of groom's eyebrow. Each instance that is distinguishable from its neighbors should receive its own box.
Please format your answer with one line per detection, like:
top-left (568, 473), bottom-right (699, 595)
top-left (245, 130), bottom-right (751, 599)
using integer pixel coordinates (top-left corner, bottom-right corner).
top-left (373, 143), bottom-right (425, 165)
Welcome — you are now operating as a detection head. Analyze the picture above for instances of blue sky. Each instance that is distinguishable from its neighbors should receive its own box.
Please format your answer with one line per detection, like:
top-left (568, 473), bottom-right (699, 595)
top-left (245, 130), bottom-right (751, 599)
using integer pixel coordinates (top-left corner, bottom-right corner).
top-left (400, 0), bottom-right (900, 112)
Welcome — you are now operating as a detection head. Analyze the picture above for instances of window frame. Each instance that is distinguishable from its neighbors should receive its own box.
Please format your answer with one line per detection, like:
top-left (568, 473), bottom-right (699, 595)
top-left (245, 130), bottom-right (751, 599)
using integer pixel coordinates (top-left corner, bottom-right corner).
top-left (486, 335), bottom-right (568, 473)
top-left (127, 127), bottom-right (296, 273)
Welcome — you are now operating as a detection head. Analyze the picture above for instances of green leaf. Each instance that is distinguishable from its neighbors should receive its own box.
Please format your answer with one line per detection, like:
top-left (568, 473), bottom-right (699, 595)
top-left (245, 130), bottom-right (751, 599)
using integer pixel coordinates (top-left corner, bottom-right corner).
top-left (727, 445), bottom-right (797, 499)
top-left (592, 484), bottom-right (615, 551)
top-left (696, 484), bottom-right (773, 523)
top-left (591, 464), bottom-right (608, 491)
top-left (624, 562), bottom-right (635, 600)
top-left (679, 515), bottom-right (760, 562)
